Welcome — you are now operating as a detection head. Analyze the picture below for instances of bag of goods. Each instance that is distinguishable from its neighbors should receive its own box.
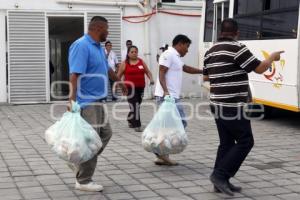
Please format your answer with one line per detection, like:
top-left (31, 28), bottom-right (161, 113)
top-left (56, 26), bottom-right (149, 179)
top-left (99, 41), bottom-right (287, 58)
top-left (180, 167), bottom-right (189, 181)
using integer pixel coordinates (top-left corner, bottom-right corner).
top-left (45, 101), bottom-right (102, 165)
top-left (142, 96), bottom-right (188, 155)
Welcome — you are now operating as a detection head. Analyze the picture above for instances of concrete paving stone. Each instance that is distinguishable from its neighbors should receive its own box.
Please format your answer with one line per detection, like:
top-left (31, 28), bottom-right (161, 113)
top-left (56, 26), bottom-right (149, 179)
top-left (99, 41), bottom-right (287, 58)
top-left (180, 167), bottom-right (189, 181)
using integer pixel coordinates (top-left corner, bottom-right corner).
top-left (130, 173), bottom-right (155, 179)
top-left (147, 182), bottom-right (173, 190)
top-left (139, 177), bottom-right (163, 184)
top-left (0, 177), bottom-right (13, 183)
top-left (123, 184), bottom-right (150, 192)
top-left (131, 190), bottom-right (159, 198)
top-left (165, 195), bottom-right (194, 200)
top-left (111, 178), bottom-right (139, 186)
top-left (241, 188), bottom-right (268, 196)
top-left (0, 194), bottom-right (24, 200)
top-left (253, 196), bottom-right (281, 200)
top-left (105, 192), bottom-right (134, 200)
top-left (248, 181), bottom-right (276, 188)
top-left (44, 184), bottom-right (70, 191)
top-left (170, 181), bottom-right (197, 188)
top-left (277, 193), bottom-right (300, 200)
top-left (264, 186), bottom-right (292, 195)
top-left (19, 186), bottom-right (45, 194)
top-left (48, 190), bottom-right (77, 198)
top-left (179, 186), bottom-right (207, 194)
top-left (283, 185), bottom-right (300, 193)
top-left (0, 182), bottom-right (16, 189)
top-left (278, 172), bottom-right (300, 179)
top-left (270, 179), bottom-right (296, 186)
top-left (101, 185), bottom-right (125, 194)
top-left (140, 197), bottom-right (165, 200)
top-left (21, 192), bottom-right (49, 199)
top-left (161, 175), bottom-right (185, 182)
top-left (154, 188), bottom-right (184, 196)
top-left (192, 179), bottom-right (211, 186)
top-left (77, 194), bottom-right (106, 200)
top-left (0, 172), bottom-right (11, 177)
top-left (191, 192), bottom-right (220, 200)
top-left (11, 171), bottom-right (33, 177)
top-left (8, 166), bottom-right (31, 171)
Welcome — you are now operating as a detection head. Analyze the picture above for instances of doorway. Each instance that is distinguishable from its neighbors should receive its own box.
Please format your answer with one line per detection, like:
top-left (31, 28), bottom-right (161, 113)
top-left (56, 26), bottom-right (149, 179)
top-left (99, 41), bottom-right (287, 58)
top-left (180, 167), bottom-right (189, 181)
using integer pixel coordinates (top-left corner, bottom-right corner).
top-left (48, 17), bottom-right (84, 101)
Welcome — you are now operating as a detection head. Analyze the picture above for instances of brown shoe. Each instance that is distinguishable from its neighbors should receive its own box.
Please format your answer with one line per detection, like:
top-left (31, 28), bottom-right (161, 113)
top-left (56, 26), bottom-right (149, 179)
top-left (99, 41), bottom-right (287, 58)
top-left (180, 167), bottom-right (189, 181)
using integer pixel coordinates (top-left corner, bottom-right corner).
top-left (155, 155), bottom-right (178, 166)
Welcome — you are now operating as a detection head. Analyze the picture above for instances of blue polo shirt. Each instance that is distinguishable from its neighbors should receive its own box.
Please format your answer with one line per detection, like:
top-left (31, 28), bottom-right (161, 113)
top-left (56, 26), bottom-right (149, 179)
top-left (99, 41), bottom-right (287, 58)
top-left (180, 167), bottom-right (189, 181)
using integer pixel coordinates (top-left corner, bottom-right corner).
top-left (69, 34), bottom-right (109, 107)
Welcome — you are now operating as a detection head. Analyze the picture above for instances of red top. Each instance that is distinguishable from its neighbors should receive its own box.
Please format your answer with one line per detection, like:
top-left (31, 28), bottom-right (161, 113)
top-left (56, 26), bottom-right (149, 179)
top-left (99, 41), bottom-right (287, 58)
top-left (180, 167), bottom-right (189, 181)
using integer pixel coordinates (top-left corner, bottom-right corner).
top-left (124, 58), bottom-right (146, 88)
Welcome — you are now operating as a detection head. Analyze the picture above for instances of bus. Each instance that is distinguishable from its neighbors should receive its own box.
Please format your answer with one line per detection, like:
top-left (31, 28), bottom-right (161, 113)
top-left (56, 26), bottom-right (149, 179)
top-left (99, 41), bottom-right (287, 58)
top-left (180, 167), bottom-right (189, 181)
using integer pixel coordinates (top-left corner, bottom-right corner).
top-left (199, 0), bottom-right (300, 114)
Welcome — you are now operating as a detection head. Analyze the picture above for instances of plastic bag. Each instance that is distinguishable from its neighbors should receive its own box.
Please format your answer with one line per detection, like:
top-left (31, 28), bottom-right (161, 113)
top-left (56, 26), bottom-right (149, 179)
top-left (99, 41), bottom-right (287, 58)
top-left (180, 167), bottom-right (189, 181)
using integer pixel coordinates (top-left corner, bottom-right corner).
top-left (45, 101), bottom-right (102, 165)
top-left (142, 96), bottom-right (188, 155)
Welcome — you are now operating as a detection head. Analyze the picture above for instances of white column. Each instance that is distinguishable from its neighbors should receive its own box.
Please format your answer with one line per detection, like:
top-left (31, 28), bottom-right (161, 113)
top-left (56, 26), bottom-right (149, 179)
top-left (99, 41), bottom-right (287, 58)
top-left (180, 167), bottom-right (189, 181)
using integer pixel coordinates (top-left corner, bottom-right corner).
top-left (0, 11), bottom-right (7, 103)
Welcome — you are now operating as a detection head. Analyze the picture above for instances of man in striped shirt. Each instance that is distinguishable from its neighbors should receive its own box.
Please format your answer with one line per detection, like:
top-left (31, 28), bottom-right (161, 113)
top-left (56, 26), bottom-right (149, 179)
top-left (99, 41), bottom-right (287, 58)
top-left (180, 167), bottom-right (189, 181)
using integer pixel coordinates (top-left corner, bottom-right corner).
top-left (203, 18), bottom-right (283, 196)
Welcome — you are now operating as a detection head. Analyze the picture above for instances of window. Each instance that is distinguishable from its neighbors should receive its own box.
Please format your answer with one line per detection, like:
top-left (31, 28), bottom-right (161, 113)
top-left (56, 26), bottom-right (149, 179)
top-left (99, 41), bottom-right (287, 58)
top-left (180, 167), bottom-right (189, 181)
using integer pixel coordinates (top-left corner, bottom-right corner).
top-left (261, 11), bottom-right (298, 39)
top-left (204, 0), bottom-right (229, 42)
top-left (235, 0), bottom-right (263, 15)
top-left (234, 0), bottom-right (299, 40)
top-left (204, 0), bottom-right (214, 42)
top-left (266, 0), bottom-right (299, 10)
top-left (236, 16), bottom-right (261, 40)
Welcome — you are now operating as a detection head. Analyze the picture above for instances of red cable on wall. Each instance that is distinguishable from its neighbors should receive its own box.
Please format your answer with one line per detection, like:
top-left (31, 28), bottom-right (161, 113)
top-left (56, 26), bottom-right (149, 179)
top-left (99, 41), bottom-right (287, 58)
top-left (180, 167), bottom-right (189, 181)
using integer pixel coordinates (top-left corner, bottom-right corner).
top-left (122, 9), bottom-right (201, 23)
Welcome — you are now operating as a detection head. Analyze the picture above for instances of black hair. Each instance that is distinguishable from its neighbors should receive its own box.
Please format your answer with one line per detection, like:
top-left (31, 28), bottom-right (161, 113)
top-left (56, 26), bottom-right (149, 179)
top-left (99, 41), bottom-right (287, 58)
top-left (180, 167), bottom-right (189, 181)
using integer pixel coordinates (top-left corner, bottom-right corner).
top-left (172, 34), bottom-right (191, 46)
top-left (126, 40), bottom-right (132, 45)
top-left (88, 16), bottom-right (108, 31)
top-left (105, 41), bottom-right (112, 46)
top-left (126, 45), bottom-right (138, 64)
top-left (90, 16), bottom-right (108, 23)
top-left (221, 18), bottom-right (238, 33)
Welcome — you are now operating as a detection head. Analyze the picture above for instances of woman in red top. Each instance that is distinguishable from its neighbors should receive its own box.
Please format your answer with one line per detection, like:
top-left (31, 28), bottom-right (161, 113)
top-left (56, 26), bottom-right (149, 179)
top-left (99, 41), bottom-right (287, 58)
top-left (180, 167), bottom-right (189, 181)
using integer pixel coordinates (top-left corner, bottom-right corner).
top-left (118, 46), bottom-right (154, 132)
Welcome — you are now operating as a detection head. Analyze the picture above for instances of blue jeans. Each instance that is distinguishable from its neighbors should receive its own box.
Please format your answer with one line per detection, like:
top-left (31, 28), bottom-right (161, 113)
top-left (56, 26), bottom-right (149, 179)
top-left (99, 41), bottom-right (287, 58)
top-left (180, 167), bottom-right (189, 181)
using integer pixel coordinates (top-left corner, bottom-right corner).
top-left (155, 96), bottom-right (187, 128)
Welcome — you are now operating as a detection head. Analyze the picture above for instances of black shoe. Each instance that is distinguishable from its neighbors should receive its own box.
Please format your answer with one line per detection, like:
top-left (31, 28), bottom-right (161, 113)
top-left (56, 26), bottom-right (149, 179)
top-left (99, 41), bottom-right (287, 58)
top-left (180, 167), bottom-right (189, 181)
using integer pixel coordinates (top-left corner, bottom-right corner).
top-left (210, 175), bottom-right (234, 196)
top-left (228, 181), bottom-right (242, 192)
top-left (128, 123), bottom-right (134, 128)
top-left (214, 182), bottom-right (242, 193)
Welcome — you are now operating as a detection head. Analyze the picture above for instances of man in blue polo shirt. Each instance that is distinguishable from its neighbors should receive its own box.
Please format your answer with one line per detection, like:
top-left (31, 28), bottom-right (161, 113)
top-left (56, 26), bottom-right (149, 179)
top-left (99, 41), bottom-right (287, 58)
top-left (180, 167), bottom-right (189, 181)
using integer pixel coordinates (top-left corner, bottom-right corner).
top-left (68, 16), bottom-right (126, 192)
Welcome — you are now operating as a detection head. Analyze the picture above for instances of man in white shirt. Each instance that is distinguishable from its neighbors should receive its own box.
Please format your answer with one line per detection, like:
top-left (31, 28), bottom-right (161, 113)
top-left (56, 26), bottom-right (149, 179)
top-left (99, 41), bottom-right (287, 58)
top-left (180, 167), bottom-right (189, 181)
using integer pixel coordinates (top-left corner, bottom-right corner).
top-left (105, 41), bottom-right (120, 101)
top-left (121, 40), bottom-right (133, 61)
top-left (154, 34), bottom-right (202, 165)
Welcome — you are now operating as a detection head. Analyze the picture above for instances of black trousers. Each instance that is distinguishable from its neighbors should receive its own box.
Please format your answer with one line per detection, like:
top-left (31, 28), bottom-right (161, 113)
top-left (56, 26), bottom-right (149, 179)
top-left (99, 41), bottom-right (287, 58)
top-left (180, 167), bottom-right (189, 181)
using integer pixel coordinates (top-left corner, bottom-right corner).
top-left (127, 87), bottom-right (144, 128)
top-left (211, 105), bottom-right (254, 180)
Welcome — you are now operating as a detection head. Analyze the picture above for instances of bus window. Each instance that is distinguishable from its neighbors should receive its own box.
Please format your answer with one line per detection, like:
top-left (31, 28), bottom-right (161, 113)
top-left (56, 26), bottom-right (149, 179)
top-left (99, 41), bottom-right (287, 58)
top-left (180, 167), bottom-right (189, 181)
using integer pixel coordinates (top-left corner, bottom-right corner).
top-left (267, 0), bottom-right (299, 10)
top-left (234, 0), bottom-right (299, 40)
top-left (262, 11), bottom-right (298, 39)
top-left (236, 16), bottom-right (261, 40)
top-left (204, 0), bottom-right (214, 42)
top-left (235, 0), bottom-right (263, 15)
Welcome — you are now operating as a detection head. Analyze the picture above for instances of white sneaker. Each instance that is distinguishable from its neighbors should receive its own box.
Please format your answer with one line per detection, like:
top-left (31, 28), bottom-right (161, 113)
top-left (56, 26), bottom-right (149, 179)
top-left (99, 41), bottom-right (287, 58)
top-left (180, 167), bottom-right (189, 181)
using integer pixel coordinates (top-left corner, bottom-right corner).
top-left (75, 181), bottom-right (103, 192)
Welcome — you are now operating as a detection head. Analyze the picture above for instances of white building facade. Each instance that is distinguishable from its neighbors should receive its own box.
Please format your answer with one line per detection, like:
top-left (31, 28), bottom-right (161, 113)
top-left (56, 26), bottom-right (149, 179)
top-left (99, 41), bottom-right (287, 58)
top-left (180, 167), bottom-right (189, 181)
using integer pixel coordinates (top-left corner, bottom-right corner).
top-left (0, 0), bottom-right (202, 104)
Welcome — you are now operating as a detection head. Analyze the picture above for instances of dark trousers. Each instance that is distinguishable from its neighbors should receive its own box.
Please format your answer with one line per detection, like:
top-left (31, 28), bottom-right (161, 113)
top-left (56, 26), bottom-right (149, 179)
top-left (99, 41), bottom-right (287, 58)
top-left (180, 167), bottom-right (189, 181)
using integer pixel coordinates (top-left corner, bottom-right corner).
top-left (109, 78), bottom-right (117, 101)
top-left (78, 102), bottom-right (112, 184)
top-left (211, 105), bottom-right (254, 180)
top-left (127, 87), bottom-right (144, 128)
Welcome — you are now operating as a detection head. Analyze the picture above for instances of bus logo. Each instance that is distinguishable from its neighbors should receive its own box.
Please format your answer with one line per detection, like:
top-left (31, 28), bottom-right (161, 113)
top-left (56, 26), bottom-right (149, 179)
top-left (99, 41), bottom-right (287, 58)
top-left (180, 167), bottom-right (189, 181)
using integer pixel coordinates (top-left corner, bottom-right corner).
top-left (261, 50), bottom-right (285, 89)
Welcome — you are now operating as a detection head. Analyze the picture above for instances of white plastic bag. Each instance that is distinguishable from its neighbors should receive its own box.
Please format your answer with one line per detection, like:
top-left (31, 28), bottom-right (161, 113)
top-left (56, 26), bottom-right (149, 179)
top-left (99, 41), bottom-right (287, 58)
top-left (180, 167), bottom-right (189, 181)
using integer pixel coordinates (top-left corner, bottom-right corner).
top-left (142, 96), bottom-right (188, 155)
top-left (45, 101), bottom-right (102, 164)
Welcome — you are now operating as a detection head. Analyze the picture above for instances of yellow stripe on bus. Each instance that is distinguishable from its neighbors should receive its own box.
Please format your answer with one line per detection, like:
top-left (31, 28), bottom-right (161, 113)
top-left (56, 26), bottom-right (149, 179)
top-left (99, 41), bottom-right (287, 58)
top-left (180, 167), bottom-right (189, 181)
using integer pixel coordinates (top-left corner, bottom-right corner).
top-left (253, 98), bottom-right (300, 112)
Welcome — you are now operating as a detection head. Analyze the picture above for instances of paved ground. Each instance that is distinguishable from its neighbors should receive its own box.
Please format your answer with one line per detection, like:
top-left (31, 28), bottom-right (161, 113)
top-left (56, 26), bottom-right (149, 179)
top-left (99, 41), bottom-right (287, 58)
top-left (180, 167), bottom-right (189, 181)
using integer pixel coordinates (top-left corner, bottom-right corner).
top-left (1, 98), bottom-right (300, 200)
